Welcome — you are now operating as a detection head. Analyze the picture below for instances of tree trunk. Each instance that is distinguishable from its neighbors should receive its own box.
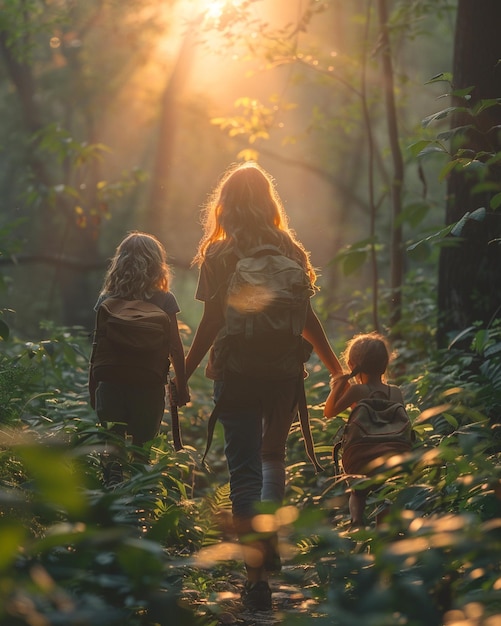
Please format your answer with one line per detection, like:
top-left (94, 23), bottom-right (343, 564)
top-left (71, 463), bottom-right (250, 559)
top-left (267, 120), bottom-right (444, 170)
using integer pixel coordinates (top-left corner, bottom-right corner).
top-left (437, 0), bottom-right (501, 346)
top-left (377, 0), bottom-right (404, 331)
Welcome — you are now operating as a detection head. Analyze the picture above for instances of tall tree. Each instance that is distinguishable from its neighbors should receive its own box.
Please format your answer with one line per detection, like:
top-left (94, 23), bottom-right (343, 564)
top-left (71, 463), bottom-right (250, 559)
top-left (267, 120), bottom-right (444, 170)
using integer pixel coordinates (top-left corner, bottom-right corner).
top-left (437, 0), bottom-right (501, 345)
top-left (377, 0), bottom-right (404, 331)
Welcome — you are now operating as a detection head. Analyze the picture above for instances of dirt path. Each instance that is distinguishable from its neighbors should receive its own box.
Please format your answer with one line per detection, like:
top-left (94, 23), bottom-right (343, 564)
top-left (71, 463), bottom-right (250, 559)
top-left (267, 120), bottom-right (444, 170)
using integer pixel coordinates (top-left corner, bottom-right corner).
top-left (185, 567), bottom-right (317, 626)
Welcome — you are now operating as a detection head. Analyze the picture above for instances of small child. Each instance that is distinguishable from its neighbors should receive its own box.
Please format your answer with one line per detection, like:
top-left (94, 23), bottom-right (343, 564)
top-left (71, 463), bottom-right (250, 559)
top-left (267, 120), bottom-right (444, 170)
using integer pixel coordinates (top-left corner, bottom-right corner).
top-left (324, 332), bottom-right (405, 527)
top-left (90, 231), bottom-right (189, 485)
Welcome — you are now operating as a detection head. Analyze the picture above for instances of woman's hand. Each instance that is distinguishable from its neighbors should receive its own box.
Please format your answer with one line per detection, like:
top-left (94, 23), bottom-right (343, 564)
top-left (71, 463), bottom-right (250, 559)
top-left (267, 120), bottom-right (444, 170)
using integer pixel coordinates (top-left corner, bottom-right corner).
top-left (169, 378), bottom-right (190, 407)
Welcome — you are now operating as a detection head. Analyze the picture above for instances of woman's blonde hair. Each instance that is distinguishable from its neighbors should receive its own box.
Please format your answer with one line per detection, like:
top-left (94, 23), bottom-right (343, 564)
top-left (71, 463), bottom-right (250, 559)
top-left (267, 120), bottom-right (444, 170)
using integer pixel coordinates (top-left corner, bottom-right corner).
top-left (343, 332), bottom-right (392, 379)
top-left (193, 161), bottom-right (317, 287)
top-left (100, 231), bottom-right (170, 300)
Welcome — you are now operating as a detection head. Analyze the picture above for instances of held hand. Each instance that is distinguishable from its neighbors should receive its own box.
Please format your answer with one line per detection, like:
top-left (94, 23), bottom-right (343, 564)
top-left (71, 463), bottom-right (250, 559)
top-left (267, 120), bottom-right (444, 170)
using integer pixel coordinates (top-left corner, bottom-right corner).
top-left (324, 373), bottom-right (351, 419)
top-left (329, 372), bottom-right (351, 392)
top-left (171, 378), bottom-right (190, 407)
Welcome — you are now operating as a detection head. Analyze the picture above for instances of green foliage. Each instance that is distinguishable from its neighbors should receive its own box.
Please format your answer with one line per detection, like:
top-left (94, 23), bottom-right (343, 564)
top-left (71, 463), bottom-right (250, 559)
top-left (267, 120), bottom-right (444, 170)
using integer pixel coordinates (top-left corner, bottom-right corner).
top-left (1, 288), bottom-right (500, 624)
top-left (1, 3), bottom-right (500, 625)
top-left (410, 75), bottom-right (501, 201)
top-left (280, 332), bottom-right (501, 625)
top-left (0, 326), bottom-right (204, 625)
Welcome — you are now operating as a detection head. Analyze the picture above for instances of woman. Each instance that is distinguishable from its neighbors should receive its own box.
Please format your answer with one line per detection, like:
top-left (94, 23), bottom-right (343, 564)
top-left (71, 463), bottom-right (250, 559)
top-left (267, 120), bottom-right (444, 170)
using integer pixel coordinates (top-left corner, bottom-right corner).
top-left (186, 162), bottom-right (342, 611)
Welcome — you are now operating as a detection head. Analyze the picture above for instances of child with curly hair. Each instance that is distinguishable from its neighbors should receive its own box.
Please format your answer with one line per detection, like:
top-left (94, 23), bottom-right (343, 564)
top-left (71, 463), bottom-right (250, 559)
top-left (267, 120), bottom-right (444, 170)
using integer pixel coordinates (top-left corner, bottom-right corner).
top-left (90, 231), bottom-right (189, 485)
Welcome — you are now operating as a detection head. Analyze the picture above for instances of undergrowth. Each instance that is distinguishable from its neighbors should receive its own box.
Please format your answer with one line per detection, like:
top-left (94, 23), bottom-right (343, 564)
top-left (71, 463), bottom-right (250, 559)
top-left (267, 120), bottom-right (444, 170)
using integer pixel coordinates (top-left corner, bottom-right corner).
top-left (0, 311), bottom-right (500, 625)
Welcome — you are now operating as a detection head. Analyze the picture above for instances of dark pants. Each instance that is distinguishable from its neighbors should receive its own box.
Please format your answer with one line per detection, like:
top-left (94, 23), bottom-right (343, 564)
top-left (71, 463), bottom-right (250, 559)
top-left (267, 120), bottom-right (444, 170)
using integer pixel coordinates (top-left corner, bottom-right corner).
top-left (95, 381), bottom-right (166, 448)
top-left (214, 376), bottom-right (299, 520)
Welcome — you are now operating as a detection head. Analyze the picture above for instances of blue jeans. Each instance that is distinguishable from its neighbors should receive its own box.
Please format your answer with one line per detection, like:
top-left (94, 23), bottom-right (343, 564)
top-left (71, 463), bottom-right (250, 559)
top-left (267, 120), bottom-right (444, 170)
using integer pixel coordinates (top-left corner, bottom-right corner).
top-left (214, 375), bottom-right (299, 520)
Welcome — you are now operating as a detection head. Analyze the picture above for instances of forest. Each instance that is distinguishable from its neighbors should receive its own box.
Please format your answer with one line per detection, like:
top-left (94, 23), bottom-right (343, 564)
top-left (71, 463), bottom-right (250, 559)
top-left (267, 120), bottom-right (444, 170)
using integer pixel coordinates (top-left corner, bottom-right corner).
top-left (0, 0), bottom-right (500, 625)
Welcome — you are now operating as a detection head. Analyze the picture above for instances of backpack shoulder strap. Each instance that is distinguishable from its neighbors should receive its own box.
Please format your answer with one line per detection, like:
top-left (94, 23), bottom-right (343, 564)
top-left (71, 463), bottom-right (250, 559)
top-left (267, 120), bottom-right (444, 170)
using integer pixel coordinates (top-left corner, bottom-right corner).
top-left (201, 375), bottom-right (324, 473)
top-left (167, 371), bottom-right (183, 452)
top-left (245, 244), bottom-right (283, 258)
top-left (297, 376), bottom-right (324, 473)
top-left (367, 384), bottom-right (391, 400)
top-left (201, 388), bottom-right (227, 469)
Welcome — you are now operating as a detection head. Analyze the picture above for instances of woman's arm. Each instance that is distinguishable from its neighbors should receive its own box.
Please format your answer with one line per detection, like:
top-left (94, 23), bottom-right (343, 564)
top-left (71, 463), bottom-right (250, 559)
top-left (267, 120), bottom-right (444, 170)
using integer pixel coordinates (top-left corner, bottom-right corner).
top-left (185, 299), bottom-right (225, 380)
top-left (302, 302), bottom-right (343, 376)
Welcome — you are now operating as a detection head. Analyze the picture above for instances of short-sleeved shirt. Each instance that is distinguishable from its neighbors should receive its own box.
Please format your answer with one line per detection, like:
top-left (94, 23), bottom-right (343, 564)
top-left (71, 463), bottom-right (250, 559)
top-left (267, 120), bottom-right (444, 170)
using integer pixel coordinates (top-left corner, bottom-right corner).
top-left (195, 246), bottom-right (239, 306)
top-left (195, 245), bottom-right (239, 380)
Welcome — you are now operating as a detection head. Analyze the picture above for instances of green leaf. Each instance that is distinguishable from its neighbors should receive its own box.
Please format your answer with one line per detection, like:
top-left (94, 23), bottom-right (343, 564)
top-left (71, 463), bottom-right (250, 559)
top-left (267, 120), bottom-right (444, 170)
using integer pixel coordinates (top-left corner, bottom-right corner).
top-left (471, 181), bottom-right (500, 195)
top-left (422, 107), bottom-right (461, 128)
top-left (471, 329), bottom-right (489, 353)
top-left (462, 159), bottom-right (487, 173)
top-left (407, 140), bottom-right (435, 158)
top-left (332, 238), bottom-right (379, 275)
top-left (396, 202), bottom-right (430, 228)
top-left (450, 86), bottom-right (474, 98)
top-left (450, 208), bottom-right (485, 237)
top-left (0, 319), bottom-right (9, 340)
top-left (439, 159), bottom-right (460, 182)
top-left (407, 224), bottom-right (454, 252)
top-left (425, 72), bottom-right (453, 85)
top-left (437, 125), bottom-right (474, 141)
top-left (41, 340), bottom-right (57, 357)
top-left (342, 249), bottom-right (367, 275)
top-left (417, 145), bottom-right (449, 158)
top-left (474, 98), bottom-right (501, 115)
top-left (491, 192), bottom-right (501, 210)
top-left (468, 207), bottom-right (487, 221)
top-left (448, 325), bottom-right (476, 349)
top-left (442, 412), bottom-right (459, 429)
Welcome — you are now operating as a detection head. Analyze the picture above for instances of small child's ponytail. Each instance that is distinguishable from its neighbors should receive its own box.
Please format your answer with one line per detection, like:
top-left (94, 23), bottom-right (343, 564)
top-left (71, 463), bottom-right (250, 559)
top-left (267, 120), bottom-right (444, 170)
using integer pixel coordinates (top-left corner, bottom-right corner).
top-left (348, 364), bottom-right (361, 379)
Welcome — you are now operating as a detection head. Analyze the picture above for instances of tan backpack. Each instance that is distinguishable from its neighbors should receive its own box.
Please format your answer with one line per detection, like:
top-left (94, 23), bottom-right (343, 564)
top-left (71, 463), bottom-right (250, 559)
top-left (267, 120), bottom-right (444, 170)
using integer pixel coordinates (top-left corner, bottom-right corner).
top-left (89, 297), bottom-right (171, 385)
top-left (333, 396), bottom-right (414, 475)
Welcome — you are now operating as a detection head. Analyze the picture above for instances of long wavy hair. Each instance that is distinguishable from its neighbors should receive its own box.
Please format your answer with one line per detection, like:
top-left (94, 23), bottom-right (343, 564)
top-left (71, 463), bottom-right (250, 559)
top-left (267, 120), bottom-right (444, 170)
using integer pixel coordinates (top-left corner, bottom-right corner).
top-left (100, 231), bottom-right (170, 300)
top-left (193, 162), bottom-right (317, 287)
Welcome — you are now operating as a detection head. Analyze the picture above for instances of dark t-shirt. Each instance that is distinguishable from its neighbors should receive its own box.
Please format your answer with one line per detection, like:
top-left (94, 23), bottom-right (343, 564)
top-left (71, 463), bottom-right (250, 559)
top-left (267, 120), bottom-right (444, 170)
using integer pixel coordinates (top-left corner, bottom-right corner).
top-left (195, 245), bottom-right (239, 380)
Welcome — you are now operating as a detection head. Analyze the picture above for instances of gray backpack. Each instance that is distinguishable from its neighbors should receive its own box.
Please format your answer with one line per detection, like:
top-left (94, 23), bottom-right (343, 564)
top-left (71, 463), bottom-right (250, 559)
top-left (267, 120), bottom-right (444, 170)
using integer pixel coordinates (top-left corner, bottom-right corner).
top-left (203, 245), bottom-right (323, 473)
top-left (221, 245), bottom-right (314, 379)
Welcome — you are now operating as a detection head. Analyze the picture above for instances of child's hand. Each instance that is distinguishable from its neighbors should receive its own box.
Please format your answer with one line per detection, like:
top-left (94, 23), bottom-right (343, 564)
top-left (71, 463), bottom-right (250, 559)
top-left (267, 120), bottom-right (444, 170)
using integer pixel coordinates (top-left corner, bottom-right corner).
top-left (324, 373), bottom-right (351, 418)
top-left (329, 372), bottom-right (351, 392)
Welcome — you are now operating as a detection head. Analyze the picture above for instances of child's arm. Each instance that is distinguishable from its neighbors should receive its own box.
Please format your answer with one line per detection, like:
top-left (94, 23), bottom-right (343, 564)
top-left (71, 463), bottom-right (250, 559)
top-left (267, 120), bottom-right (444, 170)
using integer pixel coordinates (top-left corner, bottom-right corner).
top-left (324, 380), bottom-right (365, 418)
top-left (168, 312), bottom-right (190, 407)
top-left (324, 374), bottom-right (350, 417)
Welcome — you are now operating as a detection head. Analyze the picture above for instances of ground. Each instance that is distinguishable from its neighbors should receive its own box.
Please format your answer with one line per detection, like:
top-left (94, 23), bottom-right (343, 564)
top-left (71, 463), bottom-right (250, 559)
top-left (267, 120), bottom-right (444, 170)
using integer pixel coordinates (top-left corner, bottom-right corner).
top-left (184, 566), bottom-right (318, 626)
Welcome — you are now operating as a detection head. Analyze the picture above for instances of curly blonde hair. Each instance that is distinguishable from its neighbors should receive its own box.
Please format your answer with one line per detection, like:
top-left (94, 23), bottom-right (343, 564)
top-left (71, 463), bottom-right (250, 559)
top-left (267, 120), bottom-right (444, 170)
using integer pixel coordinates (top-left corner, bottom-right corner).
top-left (100, 231), bottom-right (170, 300)
top-left (193, 161), bottom-right (317, 288)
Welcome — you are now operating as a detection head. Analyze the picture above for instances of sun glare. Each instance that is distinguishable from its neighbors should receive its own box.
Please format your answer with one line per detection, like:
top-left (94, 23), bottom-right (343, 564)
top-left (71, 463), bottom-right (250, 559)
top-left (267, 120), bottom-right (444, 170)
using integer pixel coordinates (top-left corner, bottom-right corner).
top-left (205, 1), bottom-right (225, 20)
top-left (199, 0), bottom-right (246, 21)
